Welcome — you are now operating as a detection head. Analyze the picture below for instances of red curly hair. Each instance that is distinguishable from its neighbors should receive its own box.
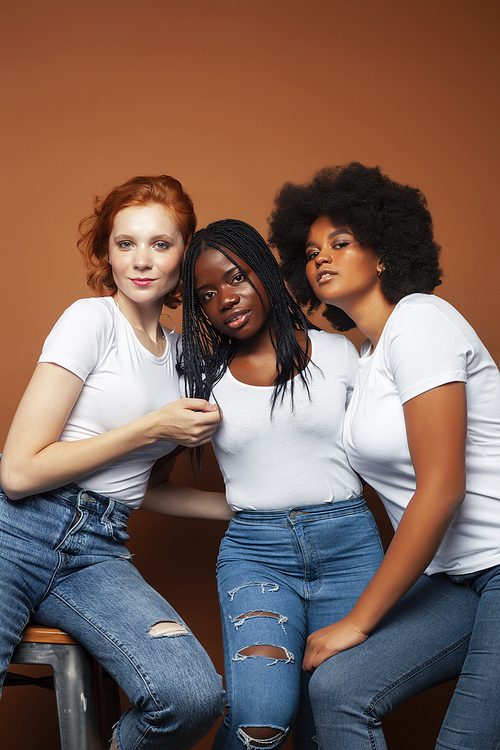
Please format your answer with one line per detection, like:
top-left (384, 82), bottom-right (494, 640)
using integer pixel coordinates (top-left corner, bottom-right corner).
top-left (78, 175), bottom-right (196, 309)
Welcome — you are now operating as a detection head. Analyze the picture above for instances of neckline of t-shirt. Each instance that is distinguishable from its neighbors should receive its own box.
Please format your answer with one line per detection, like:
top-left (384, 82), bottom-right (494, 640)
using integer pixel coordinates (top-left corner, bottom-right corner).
top-left (104, 296), bottom-right (174, 364)
top-left (224, 330), bottom-right (315, 389)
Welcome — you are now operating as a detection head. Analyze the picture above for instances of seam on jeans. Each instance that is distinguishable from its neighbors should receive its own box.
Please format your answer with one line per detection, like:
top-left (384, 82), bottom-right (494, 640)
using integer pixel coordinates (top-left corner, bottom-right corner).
top-left (303, 525), bottom-right (323, 594)
top-left (54, 507), bottom-right (86, 553)
top-left (289, 521), bottom-right (322, 597)
top-left (38, 551), bottom-right (67, 606)
top-left (364, 511), bottom-right (386, 557)
top-left (363, 630), bottom-right (473, 718)
top-left (49, 591), bottom-right (164, 711)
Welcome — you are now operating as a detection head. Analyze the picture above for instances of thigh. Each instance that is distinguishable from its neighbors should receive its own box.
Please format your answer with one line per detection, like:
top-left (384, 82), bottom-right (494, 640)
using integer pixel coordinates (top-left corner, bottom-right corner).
top-left (436, 566), bottom-right (500, 750)
top-left (304, 504), bottom-right (384, 634)
top-left (309, 574), bottom-right (480, 750)
top-left (295, 503), bottom-right (384, 748)
top-left (0, 490), bottom-right (65, 689)
top-left (216, 557), bottom-right (306, 746)
top-left (214, 556), bottom-right (306, 750)
top-left (35, 557), bottom-right (219, 706)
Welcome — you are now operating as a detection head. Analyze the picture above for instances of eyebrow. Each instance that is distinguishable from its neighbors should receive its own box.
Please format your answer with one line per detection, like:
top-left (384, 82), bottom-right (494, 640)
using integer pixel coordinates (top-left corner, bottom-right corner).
top-left (195, 264), bottom-right (241, 294)
top-left (305, 228), bottom-right (351, 248)
top-left (113, 233), bottom-right (174, 243)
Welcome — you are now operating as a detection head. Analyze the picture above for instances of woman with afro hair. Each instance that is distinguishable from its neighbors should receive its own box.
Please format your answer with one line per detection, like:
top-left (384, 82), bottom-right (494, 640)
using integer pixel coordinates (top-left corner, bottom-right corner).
top-left (268, 162), bottom-right (500, 749)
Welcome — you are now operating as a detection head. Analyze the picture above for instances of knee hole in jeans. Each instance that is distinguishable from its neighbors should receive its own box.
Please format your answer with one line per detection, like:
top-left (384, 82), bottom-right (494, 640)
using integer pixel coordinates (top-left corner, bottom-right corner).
top-left (238, 725), bottom-right (288, 748)
top-left (231, 610), bottom-right (288, 633)
top-left (234, 644), bottom-right (294, 666)
top-left (149, 621), bottom-right (188, 637)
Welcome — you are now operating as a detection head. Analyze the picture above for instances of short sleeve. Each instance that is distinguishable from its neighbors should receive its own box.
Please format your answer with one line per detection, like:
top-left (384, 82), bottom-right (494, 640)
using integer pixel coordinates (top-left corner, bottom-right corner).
top-left (386, 302), bottom-right (471, 404)
top-left (39, 299), bottom-right (113, 382)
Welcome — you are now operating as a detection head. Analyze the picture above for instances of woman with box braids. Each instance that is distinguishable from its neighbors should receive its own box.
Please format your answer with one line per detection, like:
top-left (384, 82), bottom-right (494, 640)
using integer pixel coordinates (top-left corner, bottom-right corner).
top-left (182, 218), bottom-right (311, 410)
top-left (181, 218), bottom-right (385, 750)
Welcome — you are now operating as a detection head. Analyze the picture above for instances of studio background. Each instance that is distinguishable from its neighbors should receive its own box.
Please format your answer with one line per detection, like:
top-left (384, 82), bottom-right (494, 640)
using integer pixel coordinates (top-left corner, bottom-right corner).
top-left (1, 0), bottom-right (498, 747)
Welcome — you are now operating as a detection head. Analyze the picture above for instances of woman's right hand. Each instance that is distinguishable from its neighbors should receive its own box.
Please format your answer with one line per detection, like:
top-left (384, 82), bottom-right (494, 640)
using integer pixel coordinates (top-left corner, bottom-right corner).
top-left (145, 398), bottom-right (222, 447)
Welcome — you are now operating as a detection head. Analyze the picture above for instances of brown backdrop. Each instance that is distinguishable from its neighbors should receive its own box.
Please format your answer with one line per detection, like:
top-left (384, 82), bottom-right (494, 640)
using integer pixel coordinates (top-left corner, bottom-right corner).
top-left (1, 0), bottom-right (499, 747)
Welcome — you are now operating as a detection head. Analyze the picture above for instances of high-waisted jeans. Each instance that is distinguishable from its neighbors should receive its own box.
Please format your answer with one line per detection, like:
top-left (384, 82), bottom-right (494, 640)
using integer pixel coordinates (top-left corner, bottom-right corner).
top-left (212, 496), bottom-right (385, 750)
top-left (0, 482), bottom-right (224, 750)
top-left (308, 567), bottom-right (489, 749)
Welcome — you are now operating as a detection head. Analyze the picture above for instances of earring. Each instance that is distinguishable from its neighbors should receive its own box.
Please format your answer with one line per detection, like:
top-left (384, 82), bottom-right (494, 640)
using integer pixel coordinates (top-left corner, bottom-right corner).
top-left (377, 264), bottom-right (385, 278)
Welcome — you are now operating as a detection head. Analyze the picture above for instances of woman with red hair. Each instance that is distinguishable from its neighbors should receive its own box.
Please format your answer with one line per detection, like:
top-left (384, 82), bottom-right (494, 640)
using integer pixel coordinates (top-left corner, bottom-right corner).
top-left (0, 175), bottom-right (226, 750)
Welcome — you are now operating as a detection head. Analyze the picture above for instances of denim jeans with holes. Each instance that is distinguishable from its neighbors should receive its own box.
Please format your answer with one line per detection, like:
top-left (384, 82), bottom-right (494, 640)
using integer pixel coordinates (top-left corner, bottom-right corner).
top-left (0, 482), bottom-right (224, 750)
top-left (213, 496), bottom-right (384, 750)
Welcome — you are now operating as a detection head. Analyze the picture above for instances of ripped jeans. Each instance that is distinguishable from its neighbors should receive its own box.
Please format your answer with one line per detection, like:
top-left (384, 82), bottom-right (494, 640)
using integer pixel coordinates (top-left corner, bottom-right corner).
top-left (213, 497), bottom-right (384, 750)
top-left (0, 483), bottom-right (224, 750)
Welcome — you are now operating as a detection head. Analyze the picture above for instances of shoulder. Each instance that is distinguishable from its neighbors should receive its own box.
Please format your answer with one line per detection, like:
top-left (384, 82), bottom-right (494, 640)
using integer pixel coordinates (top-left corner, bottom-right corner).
top-left (379, 295), bottom-right (473, 401)
top-left (382, 294), bottom-right (472, 353)
top-left (390, 293), bottom-right (465, 330)
top-left (55, 297), bottom-right (115, 332)
top-left (308, 328), bottom-right (359, 382)
top-left (66, 296), bottom-right (115, 319)
top-left (309, 328), bottom-right (359, 364)
top-left (40, 298), bottom-right (116, 377)
top-left (384, 294), bottom-right (478, 354)
top-left (309, 328), bottom-right (357, 354)
top-left (42, 297), bottom-right (115, 355)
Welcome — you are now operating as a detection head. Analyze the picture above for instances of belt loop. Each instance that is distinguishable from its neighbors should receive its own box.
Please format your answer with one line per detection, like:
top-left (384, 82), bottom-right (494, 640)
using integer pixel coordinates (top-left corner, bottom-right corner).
top-left (101, 498), bottom-right (115, 523)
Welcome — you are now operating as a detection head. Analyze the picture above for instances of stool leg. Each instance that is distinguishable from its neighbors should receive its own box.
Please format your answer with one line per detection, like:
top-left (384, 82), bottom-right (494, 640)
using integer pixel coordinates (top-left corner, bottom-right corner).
top-left (10, 639), bottom-right (115, 749)
top-left (12, 641), bottom-right (105, 750)
top-left (96, 663), bottom-right (122, 745)
top-left (49, 643), bottom-right (104, 750)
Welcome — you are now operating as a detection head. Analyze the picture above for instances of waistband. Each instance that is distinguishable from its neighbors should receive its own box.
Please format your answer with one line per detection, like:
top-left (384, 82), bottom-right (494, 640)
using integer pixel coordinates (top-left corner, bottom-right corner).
top-left (48, 482), bottom-right (132, 523)
top-left (234, 495), bottom-right (366, 524)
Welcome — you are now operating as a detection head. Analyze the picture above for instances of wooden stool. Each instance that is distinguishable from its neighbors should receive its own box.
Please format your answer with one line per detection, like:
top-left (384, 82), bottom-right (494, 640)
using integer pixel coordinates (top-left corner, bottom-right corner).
top-left (5, 625), bottom-right (121, 750)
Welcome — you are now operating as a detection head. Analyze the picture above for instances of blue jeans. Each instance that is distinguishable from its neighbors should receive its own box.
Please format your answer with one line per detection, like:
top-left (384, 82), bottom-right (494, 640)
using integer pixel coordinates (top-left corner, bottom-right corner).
top-left (308, 572), bottom-right (483, 750)
top-left (435, 564), bottom-right (500, 749)
top-left (213, 497), bottom-right (384, 750)
top-left (0, 482), bottom-right (224, 750)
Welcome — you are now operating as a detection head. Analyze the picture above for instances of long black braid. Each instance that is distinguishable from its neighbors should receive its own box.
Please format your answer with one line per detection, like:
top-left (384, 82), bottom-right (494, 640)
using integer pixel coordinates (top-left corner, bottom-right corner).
top-left (181, 219), bottom-right (316, 415)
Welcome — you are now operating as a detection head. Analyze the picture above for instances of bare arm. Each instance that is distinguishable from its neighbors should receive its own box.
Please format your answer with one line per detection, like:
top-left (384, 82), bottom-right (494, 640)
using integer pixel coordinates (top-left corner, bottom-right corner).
top-left (0, 362), bottom-right (222, 500)
top-left (142, 450), bottom-right (233, 520)
top-left (143, 482), bottom-right (233, 520)
top-left (303, 381), bottom-right (467, 673)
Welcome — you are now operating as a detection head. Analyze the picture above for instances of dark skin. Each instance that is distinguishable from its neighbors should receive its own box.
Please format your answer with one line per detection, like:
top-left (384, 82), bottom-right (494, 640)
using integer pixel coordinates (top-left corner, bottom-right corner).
top-left (302, 216), bottom-right (467, 674)
top-left (194, 247), bottom-right (309, 387)
top-left (194, 245), bottom-right (309, 744)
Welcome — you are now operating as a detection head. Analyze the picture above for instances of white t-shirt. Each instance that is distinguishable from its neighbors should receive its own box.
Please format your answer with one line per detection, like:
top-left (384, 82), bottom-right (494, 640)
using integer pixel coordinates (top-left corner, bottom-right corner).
top-left (39, 297), bottom-right (181, 507)
top-left (211, 329), bottom-right (363, 511)
top-left (344, 293), bottom-right (500, 575)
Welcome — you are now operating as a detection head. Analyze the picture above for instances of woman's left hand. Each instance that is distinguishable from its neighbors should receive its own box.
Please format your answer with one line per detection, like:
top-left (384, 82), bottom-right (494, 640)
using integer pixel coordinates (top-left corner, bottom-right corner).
top-left (302, 616), bottom-right (369, 674)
